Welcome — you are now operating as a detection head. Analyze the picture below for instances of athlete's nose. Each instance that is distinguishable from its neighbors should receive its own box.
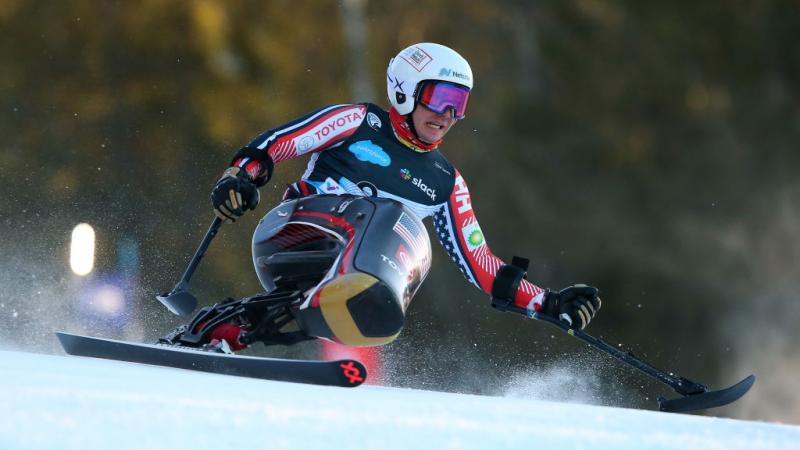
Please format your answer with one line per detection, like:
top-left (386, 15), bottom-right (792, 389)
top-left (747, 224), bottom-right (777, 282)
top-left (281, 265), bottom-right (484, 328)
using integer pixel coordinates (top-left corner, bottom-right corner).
top-left (435, 108), bottom-right (455, 119)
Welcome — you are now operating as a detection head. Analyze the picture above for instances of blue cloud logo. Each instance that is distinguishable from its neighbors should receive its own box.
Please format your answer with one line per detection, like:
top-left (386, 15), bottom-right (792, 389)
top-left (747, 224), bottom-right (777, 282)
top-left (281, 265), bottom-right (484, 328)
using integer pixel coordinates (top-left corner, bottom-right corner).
top-left (348, 140), bottom-right (391, 167)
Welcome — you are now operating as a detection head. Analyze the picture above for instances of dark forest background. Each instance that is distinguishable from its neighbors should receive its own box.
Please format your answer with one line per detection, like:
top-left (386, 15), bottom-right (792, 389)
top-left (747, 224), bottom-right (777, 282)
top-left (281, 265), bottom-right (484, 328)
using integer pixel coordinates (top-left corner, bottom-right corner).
top-left (1, 1), bottom-right (798, 424)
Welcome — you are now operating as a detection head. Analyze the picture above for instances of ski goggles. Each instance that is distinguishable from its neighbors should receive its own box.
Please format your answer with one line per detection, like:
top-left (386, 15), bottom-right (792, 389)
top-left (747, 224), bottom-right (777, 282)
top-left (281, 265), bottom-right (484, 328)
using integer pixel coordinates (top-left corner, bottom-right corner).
top-left (416, 81), bottom-right (470, 119)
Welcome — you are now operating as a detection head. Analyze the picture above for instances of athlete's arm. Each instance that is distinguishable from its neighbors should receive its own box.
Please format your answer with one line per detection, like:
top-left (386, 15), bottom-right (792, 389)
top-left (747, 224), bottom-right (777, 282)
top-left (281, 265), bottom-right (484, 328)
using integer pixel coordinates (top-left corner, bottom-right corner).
top-left (230, 104), bottom-right (368, 185)
top-left (432, 170), bottom-right (546, 311)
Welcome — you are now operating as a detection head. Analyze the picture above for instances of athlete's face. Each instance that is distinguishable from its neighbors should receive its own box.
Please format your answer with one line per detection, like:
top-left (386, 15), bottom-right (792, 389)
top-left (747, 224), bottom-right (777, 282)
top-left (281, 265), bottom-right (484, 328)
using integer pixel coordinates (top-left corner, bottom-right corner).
top-left (411, 104), bottom-right (457, 144)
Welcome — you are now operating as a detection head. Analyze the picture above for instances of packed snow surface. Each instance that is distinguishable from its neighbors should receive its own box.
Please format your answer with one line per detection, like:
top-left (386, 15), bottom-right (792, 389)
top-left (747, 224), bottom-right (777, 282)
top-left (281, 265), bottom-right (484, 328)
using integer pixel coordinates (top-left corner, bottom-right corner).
top-left (2, 349), bottom-right (797, 450)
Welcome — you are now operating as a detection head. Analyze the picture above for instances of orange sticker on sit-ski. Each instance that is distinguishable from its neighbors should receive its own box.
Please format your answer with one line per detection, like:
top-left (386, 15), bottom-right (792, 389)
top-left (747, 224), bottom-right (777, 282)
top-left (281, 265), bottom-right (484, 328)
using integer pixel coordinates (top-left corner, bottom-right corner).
top-left (339, 361), bottom-right (364, 384)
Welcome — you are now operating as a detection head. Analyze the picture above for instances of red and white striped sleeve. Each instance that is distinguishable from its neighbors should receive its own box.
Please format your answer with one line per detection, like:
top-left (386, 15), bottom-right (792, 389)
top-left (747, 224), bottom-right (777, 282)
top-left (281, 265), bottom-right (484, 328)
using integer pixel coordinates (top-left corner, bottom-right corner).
top-left (432, 170), bottom-right (546, 311)
top-left (232, 104), bottom-right (367, 182)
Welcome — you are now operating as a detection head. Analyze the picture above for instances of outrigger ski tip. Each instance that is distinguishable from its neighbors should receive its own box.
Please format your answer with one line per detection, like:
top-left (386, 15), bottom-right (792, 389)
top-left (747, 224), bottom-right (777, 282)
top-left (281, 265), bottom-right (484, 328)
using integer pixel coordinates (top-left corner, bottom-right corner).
top-left (658, 374), bottom-right (755, 413)
top-left (533, 312), bottom-right (756, 413)
top-left (155, 217), bottom-right (223, 317)
top-left (156, 284), bottom-right (198, 317)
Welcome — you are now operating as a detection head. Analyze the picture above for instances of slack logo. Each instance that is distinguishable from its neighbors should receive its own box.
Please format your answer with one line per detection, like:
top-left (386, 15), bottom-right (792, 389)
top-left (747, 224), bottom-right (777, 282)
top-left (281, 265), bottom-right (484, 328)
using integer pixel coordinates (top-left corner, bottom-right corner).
top-left (412, 177), bottom-right (436, 201)
top-left (400, 168), bottom-right (436, 201)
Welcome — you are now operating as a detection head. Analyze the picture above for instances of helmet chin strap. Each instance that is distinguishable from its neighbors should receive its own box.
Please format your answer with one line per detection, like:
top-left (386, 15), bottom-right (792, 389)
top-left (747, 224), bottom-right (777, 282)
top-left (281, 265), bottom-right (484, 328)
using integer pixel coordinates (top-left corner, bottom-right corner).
top-left (389, 107), bottom-right (441, 152)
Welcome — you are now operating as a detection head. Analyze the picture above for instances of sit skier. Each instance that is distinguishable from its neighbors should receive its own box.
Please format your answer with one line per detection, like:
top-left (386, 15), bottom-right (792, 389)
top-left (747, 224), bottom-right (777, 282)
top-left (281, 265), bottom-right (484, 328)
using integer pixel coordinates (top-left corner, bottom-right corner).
top-left (204, 42), bottom-right (601, 351)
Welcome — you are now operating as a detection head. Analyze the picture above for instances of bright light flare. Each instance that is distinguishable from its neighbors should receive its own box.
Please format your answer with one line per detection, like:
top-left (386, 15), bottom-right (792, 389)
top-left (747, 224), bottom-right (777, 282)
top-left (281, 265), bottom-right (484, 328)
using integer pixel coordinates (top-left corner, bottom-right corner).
top-left (70, 223), bottom-right (96, 276)
top-left (92, 284), bottom-right (125, 315)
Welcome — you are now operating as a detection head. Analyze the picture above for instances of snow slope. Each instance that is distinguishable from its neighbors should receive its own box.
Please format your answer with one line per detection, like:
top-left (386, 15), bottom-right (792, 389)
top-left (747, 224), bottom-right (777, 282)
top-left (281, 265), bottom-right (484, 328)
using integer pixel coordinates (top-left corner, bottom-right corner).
top-left (2, 349), bottom-right (797, 450)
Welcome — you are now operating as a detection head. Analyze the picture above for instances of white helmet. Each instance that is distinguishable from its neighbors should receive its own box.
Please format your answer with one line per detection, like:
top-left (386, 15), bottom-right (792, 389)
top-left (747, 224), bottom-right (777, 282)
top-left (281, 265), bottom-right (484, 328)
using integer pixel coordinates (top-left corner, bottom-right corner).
top-left (386, 43), bottom-right (473, 116)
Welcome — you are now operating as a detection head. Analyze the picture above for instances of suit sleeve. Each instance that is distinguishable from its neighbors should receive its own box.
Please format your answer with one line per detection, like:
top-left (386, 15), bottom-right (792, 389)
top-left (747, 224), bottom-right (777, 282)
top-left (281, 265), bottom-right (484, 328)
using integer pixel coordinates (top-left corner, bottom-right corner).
top-left (231, 104), bottom-right (367, 184)
top-left (432, 170), bottom-right (546, 311)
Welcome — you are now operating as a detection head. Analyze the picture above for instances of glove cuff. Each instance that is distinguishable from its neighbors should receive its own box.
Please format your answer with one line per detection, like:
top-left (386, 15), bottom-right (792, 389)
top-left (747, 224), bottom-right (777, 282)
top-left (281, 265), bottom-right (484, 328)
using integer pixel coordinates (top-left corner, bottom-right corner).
top-left (231, 146), bottom-right (274, 185)
top-left (540, 290), bottom-right (558, 317)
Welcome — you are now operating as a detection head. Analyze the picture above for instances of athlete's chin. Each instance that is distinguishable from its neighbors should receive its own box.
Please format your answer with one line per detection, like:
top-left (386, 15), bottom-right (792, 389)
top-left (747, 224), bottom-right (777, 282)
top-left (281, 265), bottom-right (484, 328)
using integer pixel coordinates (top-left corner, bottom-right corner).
top-left (419, 131), bottom-right (446, 143)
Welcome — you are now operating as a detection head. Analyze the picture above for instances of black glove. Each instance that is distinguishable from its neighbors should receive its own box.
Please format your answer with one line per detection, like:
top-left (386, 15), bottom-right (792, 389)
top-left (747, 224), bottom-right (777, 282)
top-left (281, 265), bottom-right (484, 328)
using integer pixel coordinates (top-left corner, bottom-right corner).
top-left (211, 167), bottom-right (260, 223)
top-left (539, 284), bottom-right (601, 329)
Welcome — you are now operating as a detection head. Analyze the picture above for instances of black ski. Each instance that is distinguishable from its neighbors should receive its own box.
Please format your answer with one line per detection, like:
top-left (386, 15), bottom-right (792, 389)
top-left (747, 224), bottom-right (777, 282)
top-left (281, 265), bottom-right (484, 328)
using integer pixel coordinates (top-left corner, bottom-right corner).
top-left (532, 313), bottom-right (755, 413)
top-left (55, 332), bottom-right (367, 388)
top-left (658, 374), bottom-right (755, 413)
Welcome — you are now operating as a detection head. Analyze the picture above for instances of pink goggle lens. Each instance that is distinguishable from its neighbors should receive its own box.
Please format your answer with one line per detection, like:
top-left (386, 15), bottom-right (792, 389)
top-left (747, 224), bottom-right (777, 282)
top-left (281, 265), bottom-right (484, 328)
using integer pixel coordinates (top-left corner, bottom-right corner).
top-left (417, 82), bottom-right (470, 119)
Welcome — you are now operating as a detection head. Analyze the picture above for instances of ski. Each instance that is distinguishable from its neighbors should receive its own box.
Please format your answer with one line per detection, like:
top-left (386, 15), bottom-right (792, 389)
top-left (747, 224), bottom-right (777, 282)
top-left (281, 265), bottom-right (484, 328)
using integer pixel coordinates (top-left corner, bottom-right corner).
top-left (533, 313), bottom-right (755, 413)
top-left (55, 332), bottom-right (367, 388)
top-left (658, 374), bottom-right (755, 413)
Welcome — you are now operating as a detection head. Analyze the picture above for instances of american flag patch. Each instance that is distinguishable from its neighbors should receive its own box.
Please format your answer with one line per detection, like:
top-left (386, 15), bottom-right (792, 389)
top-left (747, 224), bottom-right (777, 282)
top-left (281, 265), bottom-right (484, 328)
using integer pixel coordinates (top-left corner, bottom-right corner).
top-left (400, 47), bottom-right (433, 72)
top-left (392, 212), bottom-right (432, 273)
